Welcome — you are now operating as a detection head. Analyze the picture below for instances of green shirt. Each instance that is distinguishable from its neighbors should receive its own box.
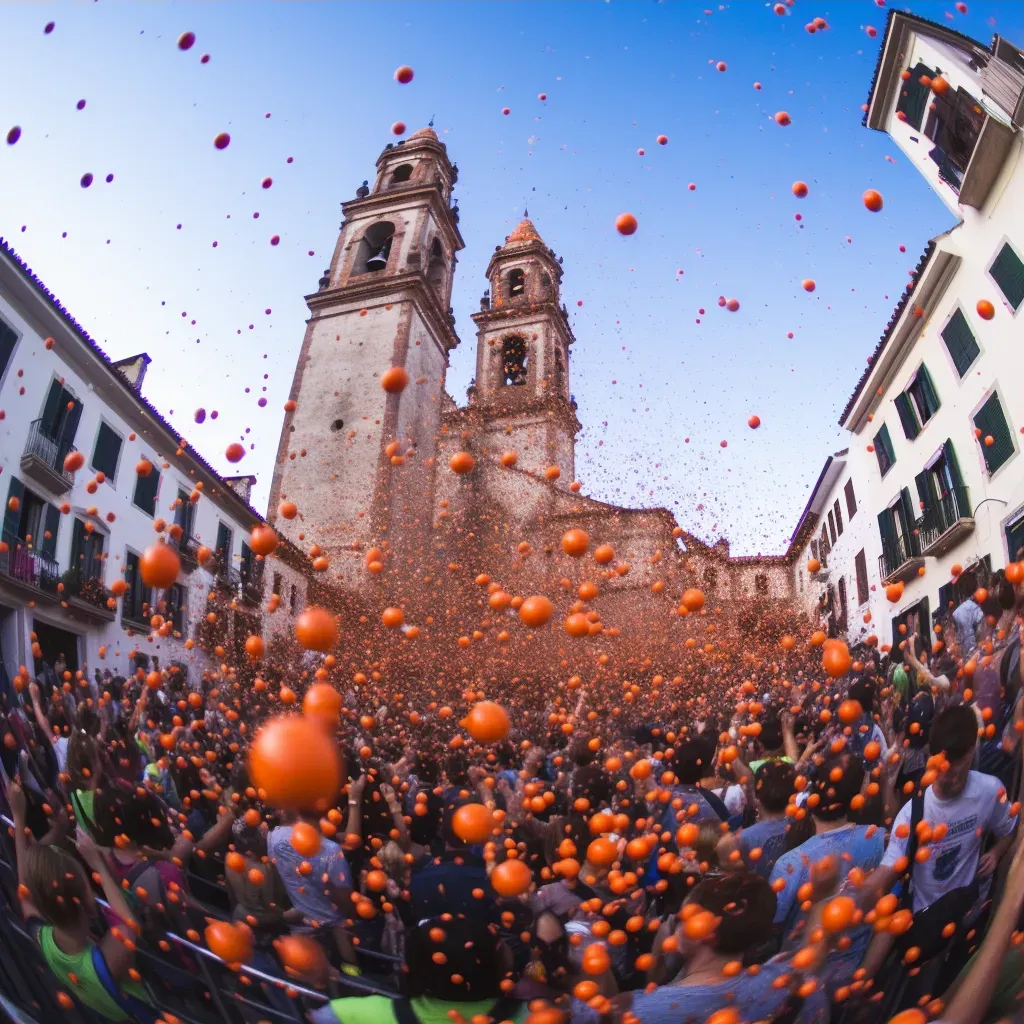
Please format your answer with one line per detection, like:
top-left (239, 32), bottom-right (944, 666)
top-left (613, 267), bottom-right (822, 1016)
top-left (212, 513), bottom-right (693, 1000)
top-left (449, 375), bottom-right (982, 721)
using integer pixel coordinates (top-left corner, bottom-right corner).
top-left (317, 994), bottom-right (528, 1024)
top-left (71, 789), bottom-right (96, 836)
top-left (891, 665), bottom-right (909, 699)
top-left (748, 755), bottom-right (793, 774)
top-left (36, 925), bottom-right (149, 1021)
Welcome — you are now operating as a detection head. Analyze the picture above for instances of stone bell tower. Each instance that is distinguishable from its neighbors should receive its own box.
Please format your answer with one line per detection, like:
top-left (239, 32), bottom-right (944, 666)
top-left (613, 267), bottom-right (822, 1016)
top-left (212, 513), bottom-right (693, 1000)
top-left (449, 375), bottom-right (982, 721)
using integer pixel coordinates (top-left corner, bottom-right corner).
top-left (269, 127), bottom-right (464, 585)
top-left (469, 218), bottom-right (579, 481)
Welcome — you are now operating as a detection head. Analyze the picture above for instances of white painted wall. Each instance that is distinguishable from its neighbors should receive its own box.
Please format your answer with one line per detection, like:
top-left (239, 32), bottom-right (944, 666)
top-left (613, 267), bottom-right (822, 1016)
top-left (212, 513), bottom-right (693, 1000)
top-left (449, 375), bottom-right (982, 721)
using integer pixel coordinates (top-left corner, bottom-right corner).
top-left (818, 25), bottom-right (1024, 649)
top-left (0, 274), bottom-right (268, 687)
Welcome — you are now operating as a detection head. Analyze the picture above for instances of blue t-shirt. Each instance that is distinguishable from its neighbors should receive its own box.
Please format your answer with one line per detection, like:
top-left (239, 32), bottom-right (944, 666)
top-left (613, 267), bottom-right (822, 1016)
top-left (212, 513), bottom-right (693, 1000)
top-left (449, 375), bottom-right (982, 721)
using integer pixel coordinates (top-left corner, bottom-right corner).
top-left (661, 785), bottom-right (726, 834)
top-left (569, 956), bottom-right (828, 1023)
top-left (736, 817), bottom-right (790, 879)
top-left (267, 825), bottom-right (353, 926)
top-left (770, 824), bottom-right (884, 992)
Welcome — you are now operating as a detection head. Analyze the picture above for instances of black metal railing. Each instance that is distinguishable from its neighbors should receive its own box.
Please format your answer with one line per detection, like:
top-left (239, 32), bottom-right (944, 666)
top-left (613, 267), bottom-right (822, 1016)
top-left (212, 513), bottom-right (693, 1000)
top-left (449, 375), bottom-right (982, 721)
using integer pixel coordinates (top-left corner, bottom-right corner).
top-left (22, 419), bottom-right (77, 483)
top-left (918, 485), bottom-right (972, 551)
top-left (216, 566), bottom-right (242, 592)
top-left (878, 532), bottom-right (920, 581)
top-left (0, 530), bottom-right (59, 593)
top-left (241, 565), bottom-right (263, 605)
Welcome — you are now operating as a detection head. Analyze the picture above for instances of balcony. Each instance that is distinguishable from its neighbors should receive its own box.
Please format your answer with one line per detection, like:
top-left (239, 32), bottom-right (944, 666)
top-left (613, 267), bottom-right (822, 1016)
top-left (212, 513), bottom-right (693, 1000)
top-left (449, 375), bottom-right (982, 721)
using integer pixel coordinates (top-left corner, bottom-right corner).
top-left (20, 420), bottom-right (75, 496)
top-left (60, 567), bottom-right (116, 623)
top-left (919, 485), bottom-right (975, 559)
top-left (170, 531), bottom-right (199, 572)
top-left (0, 531), bottom-right (59, 602)
top-left (879, 534), bottom-right (925, 586)
top-left (215, 566), bottom-right (242, 594)
top-left (240, 566), bottom-right (263, 606)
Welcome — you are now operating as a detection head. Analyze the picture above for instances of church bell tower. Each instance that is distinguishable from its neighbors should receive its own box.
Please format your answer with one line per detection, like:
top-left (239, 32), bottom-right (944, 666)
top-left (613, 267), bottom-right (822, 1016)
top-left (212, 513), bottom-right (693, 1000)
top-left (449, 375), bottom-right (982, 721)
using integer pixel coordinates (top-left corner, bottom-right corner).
top-left (469, 218), bottom-right (579, 481)
top-left (269, 128), bottom-right (464, 584)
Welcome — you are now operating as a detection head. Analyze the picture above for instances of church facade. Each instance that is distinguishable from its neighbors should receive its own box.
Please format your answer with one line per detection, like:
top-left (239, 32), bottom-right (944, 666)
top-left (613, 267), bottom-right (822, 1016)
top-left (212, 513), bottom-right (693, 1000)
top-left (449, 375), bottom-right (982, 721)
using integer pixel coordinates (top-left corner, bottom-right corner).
top-left (269, 128), bottom-right (796, 670)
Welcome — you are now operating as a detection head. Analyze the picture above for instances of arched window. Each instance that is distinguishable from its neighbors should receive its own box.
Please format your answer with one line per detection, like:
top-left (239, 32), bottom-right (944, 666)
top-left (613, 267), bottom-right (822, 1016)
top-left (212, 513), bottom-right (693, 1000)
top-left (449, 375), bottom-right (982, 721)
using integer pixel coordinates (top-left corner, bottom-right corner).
top-left (755, 573), bottom-right (769, 595)
top-left (353, 221), bottom-right (395, 275)
top-left (427, 238), bottom-right (446, 296)
top-left (501, 336), bottom-right (528, 386)
top-left (508, 268), bottom-right (525, 297)
top-left (391, 163), bottom-right (413, 184)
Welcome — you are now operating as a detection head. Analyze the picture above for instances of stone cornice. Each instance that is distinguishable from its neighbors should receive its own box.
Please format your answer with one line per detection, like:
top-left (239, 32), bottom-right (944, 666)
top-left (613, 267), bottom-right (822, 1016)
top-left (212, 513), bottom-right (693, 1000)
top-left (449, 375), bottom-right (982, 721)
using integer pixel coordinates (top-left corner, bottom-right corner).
top-left (471, 300), bottom-right (575, 348)
top-left (305, 272), bottom-right (462, 354)
top-left (341, 186), bottom-right (465, 254)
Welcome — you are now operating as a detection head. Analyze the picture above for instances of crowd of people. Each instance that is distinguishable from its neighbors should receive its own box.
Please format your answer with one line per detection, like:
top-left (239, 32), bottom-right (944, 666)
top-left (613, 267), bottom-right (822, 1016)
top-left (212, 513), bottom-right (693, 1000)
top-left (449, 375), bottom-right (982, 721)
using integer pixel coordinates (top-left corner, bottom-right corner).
top-left (3, 563), bottom-right (1024, 1024)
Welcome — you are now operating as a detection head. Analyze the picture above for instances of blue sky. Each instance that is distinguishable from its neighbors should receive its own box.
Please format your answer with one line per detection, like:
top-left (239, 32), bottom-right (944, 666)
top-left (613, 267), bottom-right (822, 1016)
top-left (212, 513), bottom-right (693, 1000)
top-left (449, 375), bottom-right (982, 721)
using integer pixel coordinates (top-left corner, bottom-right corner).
top-left (2, 1), bottom-right (1020, 555)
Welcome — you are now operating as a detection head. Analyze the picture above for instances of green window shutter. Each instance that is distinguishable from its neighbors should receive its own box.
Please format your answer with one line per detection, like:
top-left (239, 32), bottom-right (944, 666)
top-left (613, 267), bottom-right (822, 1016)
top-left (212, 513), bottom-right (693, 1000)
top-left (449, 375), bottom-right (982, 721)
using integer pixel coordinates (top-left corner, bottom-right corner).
top-left (943, 439), bottom-right (966, 491)
top-left (895, 392), bottom-right (920, 440)
top-left (40, 505), bottom-right (60, 561)
top-left (917, 365), bottom-right (940, 417)
top-left (216, 522), bottom-right (232, 557)
top-left (0, 316), bottom-right (18, 382)
top-left (874, 424), bottom-right (896, 476)
top-left (974, 393), bottom-right (1015, 474)
top-left (3, 478), bottom-right (25, 541)
top-left (132, 465), bottom-right (160, 515)
top-left (914, 471), bottom-right (933, 514)
top-left (70, 518), bottom-right (85, 568)
top-left (91, 422), bottom-right (123, 480)
top-left (896, 63), bottom-right (933, 129)
top-left (940, 309), bottom-right (980, 377)
top-left (900, 487), bottom-right (920, 555)
top-left (990, 242), bottom-right (1024, 312)
top-left (877, 507), bottom-right (897, 553)
top-left (40, 380), bottom-right (64, 438)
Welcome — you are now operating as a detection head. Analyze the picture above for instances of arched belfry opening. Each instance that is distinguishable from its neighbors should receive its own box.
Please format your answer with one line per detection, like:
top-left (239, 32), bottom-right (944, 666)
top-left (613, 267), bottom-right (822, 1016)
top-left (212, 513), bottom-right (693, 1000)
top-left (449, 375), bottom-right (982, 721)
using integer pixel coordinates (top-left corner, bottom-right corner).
top-left (501, 336), bottom-right (528, 386)
top-left (508, 268), bottom-right (525, 297)
top-left (427, 238), bottom-right (446, 296)
top-left (354, 221), bottom-right (395, 275)
top-left (390, 163), bottom-right (413, 185)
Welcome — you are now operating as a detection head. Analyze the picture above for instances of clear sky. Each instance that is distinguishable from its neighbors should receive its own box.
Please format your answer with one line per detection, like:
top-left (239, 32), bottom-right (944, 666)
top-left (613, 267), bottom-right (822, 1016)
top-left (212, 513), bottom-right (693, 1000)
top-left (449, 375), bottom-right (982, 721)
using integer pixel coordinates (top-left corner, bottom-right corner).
top-left (2, 1), bottom-right (1020, 555)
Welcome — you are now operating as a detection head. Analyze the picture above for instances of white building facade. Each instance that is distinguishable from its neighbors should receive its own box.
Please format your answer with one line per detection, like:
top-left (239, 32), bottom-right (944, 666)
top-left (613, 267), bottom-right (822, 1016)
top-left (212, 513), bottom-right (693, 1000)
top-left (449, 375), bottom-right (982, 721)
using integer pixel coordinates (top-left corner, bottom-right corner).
top-left (0, 238), bottom-right (310, 692)
top-left (792, 13), bottom-right (1024, 650)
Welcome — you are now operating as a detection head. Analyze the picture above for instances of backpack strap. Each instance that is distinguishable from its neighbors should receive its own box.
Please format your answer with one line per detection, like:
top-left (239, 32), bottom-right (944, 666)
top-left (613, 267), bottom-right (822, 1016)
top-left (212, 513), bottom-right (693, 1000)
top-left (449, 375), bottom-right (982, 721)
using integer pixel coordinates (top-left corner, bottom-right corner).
top-left (900, 792), bottom-right (925, 909)
top-left (91, 943), bottom-right (159, 1024)
top-left (392, 999), bottom-right (419, 1024)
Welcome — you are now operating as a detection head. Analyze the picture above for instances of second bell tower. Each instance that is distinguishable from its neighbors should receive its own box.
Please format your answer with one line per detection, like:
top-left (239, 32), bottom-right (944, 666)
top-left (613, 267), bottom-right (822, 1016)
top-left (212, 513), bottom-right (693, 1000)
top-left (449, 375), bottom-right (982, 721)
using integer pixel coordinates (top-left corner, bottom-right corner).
top-left (469, 218), bottom-right (579, 481)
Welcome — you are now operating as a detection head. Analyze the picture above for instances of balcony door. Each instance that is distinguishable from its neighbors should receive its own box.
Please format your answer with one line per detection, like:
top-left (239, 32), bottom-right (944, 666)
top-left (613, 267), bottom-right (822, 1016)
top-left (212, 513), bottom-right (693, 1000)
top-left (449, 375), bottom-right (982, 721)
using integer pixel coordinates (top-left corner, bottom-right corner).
top-left (40, 378), bottom-right (82, 462)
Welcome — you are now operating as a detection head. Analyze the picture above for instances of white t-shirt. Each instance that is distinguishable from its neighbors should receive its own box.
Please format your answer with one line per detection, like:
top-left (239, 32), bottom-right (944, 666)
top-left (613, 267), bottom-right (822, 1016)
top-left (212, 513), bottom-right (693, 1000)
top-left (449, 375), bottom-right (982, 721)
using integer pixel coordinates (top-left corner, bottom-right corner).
top-left (53, 736), bottom-right (68, 775)
top-left (881, 771), bottom-right (1016, 913)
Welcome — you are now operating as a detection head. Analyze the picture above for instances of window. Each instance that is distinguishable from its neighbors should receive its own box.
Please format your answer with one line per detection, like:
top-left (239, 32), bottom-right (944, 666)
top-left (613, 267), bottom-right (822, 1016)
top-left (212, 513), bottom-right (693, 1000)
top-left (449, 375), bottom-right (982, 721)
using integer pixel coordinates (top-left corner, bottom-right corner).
top-left (895, 365), bottom-right (940, 439)
top-left (917, 439), bottom-right (968, 523)
top-left (501, 336), bottom-right (528, 386)
top-left (123, 551), bottom-right (149, 625)
top-left (289, 584), bottom-right (298, 614)
top-left (70, 518), bottom-right (105, 579)
top-left (426, 238), bottom-right (446, 296)
top-left (837, 577), bottom-right (848, 628)
top-left (704, 567), bottom-right (718, 592)
top-left (132, 459), bottom-right (161, 515)
top-left (273, 572), bottom-right (283, 596)
top-left (974, 392), bottom-right (1015, 475)
top-left (833, 499), bottom-right (844, 537)
top-left (215, 522), bottom-right (233, 564)
top-left (754, 573), bottom-right (769, 595)
top-left (390, 163), bottom-right (413, 184)
top-left (989, 241), bottom-right (1024, 312)
top-left (907, 365), bottom-right (940, 428)
top-left (508, 269), bottom-right (525, 297)
top-left (91, 421), bottom-right (123, 482)
top-left (873, 424), bottom-right (896, 477)
top-left (0, 314), bottom-right (18, 384)
top-left (1007, 513), bottom-right (1024, 562)
top-left (240, 542), bottom-right (255, 585)
top-left (877, 488), bottom-right (919, 574)
top-left (39, 378), bottom-right (83, 461)
top-left (819, 525), bottom-right (830, 560)
top-left (844, 479), bottom-right (857, 520)
top-left (941, 308), bottom-right (980, 377)
top-left (855, 550), bottom-right (869, 606)
top-left (165, 583), bottom-right (187, 634)
top-left (895, 62), bottom-right (934, 130)
top-left (354, 221), bottom-right (395, 275)
top-left (828, 510), bottom-right (837, 545)
top-left (173, 488), bottom-right (195, 542)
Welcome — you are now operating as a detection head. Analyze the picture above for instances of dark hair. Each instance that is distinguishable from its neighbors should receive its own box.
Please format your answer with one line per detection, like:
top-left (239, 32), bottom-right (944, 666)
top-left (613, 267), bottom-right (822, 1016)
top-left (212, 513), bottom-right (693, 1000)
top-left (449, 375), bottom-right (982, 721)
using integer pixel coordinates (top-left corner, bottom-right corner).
top-left (997, 576), bottom-right (1016, 611)
top-left (570, 737), bottom-right (598, 768)
top-left (687, 873), bottom-right (776, 954)
top-left (757, 716), bottom-right (783, 754)
top-left (94, 788), bottom-right (175, 851)
top-left (445, 752), bottom-right (468, 788)
top-left (24, 845), bottom-right (90, 929)
top-left (671, 735), bottom-right (716, 785)
top-left (403, 918), bottom-right (507, 1001)
top-left (755, 760), bottom-right (796, 813)
top-left (571, 764), bottom-right (612, 810)
top-left (847, 678), bottom-right (875, 715)
top-left (809, 753), bottom-right (864, 821)
top-left (929, 704), bottom-right (979, 761)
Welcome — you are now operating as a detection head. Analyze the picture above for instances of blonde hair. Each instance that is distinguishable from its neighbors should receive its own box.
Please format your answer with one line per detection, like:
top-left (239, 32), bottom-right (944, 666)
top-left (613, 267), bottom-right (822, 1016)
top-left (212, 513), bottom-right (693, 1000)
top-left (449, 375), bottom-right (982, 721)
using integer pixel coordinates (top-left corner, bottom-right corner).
top-left (378, 840), bottom-right (407, 881)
